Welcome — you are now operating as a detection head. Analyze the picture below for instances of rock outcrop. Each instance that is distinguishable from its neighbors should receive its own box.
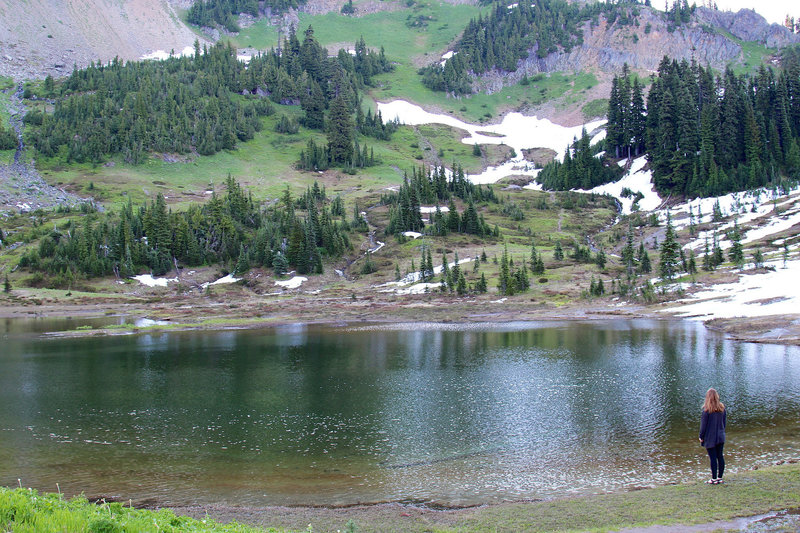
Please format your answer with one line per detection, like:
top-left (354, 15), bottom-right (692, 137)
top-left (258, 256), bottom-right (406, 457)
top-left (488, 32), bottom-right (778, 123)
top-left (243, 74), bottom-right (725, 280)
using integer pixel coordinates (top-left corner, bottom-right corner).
top-left (474, 5), bottom-right (800, 93)
top-left (695, 7), bottom-right (800, 49)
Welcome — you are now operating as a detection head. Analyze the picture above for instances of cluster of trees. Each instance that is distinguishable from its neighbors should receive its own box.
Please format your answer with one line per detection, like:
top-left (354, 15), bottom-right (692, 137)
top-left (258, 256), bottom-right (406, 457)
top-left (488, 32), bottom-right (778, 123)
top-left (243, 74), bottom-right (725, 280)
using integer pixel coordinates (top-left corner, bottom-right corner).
top-left (664, 0), bottom-right (695, 31)
top-left (785, 16), bottom-right (800, 34)
top-left (187, 0), bottom-right (260, 32)
top-left (17, 176), bottom-right (354, 286)
top-left (381, 164), bottom-right (498, 235)
top-left (606, 66), bottom-right (646, 158)
top-left (497, 244), bottom-right (530, 295)
top-left (605, 54), bottom-right (800, 197)
top-left (537, 129), bottom-right (621, 190)
top-left (420, 0), bottom-right (644, 94)
top-left (25, 42), bottom-right (272, 164)
top-left (26, 28), bottom-right (394, 168)
top-left (413, 247), bottom-right (489, 295)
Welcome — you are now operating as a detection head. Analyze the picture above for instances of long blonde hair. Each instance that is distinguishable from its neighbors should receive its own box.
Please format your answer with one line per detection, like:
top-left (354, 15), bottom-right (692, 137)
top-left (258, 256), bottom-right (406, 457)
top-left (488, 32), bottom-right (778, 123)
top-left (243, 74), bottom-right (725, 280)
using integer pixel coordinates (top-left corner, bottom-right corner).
top-left (703, 388), bottom-right (725, 413)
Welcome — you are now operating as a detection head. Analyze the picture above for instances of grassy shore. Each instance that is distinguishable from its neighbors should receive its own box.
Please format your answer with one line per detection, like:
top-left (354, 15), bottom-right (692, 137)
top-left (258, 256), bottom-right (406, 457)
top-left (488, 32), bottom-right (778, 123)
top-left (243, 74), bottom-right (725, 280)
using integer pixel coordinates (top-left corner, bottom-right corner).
top-left (2, 463), bottom-right (798, 532)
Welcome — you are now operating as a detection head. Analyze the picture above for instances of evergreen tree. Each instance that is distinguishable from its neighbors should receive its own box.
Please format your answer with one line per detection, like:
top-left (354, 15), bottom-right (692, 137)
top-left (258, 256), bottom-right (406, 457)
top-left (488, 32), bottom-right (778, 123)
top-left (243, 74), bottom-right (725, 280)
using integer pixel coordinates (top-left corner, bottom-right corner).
top-left (3, 274), bottom-right (10, 293)
top-left (327, 92), bottom-right (355, 165)
top-left (728, 222), bottom-right (745, 268)
top-left (658, 212), bottom-right (680, 282)
top-left (477, 272), bottom-right (488, 293)
top-left (553, 241), bottom-right (564, 261)
top-left (595, 248), bottom-right (607, 270)
top-left (751, 248), bottom-right (764, 269)
top-left (622, 220), bottom-right (636, 278)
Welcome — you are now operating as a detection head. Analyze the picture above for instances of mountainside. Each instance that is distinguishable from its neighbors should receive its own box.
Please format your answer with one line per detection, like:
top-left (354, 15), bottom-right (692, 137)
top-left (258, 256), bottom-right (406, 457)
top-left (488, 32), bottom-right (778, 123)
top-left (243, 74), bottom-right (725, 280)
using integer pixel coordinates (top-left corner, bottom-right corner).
top-left (472, 4), bottom-right (800, 93)
top-left (0, 0), bottom-right (202, 80)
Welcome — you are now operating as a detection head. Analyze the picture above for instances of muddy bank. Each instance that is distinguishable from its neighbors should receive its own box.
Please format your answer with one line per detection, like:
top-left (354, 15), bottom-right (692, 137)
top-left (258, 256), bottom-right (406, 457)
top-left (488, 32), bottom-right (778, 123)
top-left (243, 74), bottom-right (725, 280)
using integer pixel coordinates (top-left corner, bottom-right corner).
top-left (1, 287), bottom-right (799, 347)
top-left (163, 462), bottom-right (800, 533)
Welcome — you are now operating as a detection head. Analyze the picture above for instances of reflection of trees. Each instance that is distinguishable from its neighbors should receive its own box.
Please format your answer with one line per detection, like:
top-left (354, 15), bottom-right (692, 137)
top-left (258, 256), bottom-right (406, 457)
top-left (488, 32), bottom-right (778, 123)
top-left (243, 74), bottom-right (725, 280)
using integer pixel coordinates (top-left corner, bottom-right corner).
top-left (3, 321), bottom-right (800, 502)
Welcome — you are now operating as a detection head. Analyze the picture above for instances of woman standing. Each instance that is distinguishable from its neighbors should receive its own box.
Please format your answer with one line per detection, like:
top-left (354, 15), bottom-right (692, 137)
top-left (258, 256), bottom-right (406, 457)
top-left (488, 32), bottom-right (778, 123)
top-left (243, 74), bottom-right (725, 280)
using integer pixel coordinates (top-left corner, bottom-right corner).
top-left (699, 388), bottom-right (727, 484)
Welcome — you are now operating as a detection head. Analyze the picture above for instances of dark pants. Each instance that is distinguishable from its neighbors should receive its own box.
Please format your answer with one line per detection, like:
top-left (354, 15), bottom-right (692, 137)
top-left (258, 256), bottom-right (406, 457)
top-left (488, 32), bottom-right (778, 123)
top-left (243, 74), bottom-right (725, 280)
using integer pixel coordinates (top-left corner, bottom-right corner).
top-left (706, 443), bottom-right (725, 479)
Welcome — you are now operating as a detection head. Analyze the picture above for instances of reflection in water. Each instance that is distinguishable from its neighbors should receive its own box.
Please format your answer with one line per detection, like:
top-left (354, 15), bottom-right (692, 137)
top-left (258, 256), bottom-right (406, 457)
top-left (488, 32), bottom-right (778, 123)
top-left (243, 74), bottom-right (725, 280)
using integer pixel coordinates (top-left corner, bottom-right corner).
top-left (0, 319), bottom-right (799, 506)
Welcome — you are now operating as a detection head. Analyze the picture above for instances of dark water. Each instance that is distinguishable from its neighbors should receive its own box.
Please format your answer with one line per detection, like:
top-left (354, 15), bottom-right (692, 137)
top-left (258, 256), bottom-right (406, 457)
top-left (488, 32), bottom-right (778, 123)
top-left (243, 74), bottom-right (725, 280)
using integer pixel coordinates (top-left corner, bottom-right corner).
top-left (1, 319), bottom-right (798, 507)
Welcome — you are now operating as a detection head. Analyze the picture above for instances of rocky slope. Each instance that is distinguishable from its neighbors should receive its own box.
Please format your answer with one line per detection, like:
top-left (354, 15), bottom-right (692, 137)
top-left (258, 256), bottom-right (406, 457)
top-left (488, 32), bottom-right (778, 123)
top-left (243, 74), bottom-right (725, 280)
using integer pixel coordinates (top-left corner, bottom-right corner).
top-left (475, 5), bottom-right (800, 92)
top-left (0, 0), bottom-right (202, 80)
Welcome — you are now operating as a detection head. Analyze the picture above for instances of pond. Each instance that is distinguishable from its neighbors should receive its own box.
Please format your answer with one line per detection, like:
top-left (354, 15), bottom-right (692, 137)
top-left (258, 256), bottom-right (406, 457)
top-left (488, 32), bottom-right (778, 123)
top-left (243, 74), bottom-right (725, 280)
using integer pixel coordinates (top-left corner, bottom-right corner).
top-left (1, 319), bottom-right (798, 507)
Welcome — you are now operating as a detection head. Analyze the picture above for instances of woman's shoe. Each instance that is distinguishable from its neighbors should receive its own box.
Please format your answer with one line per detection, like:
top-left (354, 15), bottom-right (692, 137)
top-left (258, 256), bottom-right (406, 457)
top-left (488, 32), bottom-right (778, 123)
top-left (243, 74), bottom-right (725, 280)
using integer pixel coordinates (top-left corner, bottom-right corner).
top-left (706, 479), bottom-right (716, 484)
top-left (715, 478), bottom-right (723, 484)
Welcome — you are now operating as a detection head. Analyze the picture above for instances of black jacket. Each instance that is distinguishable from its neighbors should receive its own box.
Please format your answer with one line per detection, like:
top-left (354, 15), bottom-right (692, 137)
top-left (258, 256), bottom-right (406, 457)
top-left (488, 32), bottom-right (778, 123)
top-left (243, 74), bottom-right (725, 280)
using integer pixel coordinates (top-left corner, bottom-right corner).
top-left (699, 409), bottom-right (726, 448)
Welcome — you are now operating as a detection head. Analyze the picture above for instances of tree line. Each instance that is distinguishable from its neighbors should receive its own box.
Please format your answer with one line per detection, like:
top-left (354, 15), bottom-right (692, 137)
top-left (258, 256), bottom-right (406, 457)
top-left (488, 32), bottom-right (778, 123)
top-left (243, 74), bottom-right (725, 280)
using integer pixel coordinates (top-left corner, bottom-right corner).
top-left (17, 176), bottom-right (355, 287)
top-left (536, 128), bottom-right (622, 190)
top-left (24, 28), bottom-right (394, 169)
top-left (605, 53), bottom-right (800, 197)
top-left (381, 164), bottom-right (498, 236)
top-left (420, 0), bottom-right (647, 95)
top-left (187, 0), bottom-right (304, 32)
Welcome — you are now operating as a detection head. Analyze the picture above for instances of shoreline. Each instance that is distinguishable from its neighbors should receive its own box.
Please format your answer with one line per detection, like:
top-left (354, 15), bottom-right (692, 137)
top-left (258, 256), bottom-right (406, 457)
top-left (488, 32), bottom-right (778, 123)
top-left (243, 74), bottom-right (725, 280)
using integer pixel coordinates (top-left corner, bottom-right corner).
top-left (3, 289), bottom-right (800, 346)
top-left (160, 461), bottom-right (800, 532)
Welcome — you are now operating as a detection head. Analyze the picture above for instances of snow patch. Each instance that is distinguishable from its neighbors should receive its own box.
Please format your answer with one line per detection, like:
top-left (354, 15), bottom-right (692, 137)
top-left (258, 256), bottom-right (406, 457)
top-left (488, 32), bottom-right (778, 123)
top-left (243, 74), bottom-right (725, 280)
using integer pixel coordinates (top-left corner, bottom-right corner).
top-left (402, 231), bottom-right (423, 239)
top-left (140, 45), bottom-right (194, 61)
top-left (201, 274), bottom-right (241, 289)
top-left (132, 274), bottom-right (177, 287)
top-left (378, 257), bottom-right (473, 293)
top-left (275, 276), bottom-right (307, 289)
top-left (665, 258), bottom-right (800, 320)
top-left (376, 100), bottom-right (604, 184)
top-left (420, 206), bottom-right (450, 214)
top-left (579, 156), bottom-right (662, 215)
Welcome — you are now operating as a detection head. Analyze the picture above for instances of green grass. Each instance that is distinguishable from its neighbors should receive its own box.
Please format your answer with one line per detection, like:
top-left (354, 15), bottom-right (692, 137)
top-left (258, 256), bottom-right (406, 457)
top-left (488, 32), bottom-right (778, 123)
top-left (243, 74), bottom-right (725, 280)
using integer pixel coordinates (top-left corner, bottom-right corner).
top-left (581, 98), bottom-right (609, 121)
top-left (711, 27), bottom-right (778, 75)
top-left (0, 75), bottom-right (14, 91)
top-left (0, 488), bottom-right (269, 533)
top-left (225, 2), bottom-right (602, 123)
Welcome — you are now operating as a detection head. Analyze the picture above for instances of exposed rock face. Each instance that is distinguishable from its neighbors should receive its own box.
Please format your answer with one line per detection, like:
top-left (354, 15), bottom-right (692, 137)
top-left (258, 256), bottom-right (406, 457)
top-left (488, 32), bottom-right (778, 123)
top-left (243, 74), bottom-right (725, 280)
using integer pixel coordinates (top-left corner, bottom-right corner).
top-left (0, 0), bottom-right (204, 80)
top-left (474, 5), bottom-right (799, 93)
top-left (695, 7), bottom-right (800, 49)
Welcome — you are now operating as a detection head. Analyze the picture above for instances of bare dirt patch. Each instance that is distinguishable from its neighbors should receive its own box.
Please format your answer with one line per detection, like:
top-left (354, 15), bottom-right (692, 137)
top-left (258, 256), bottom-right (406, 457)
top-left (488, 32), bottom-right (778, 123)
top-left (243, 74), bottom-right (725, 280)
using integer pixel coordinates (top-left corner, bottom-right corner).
top-left (521, 147), bottom-right (557, 167)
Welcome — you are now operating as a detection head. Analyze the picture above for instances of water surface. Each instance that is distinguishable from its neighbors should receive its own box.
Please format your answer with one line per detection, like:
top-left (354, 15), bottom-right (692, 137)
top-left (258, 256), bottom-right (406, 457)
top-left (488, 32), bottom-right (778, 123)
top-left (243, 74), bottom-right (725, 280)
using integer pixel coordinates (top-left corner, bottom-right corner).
top-left (1, 319), bottom-right (798, 506)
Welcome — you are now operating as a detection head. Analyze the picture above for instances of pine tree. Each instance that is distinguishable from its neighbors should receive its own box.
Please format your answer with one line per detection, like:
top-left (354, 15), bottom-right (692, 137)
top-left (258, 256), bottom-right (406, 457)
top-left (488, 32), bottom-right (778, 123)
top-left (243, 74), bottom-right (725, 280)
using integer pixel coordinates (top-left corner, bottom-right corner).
top-left (728, 222), bottom-right (745, 268)
top-left (553, 241), bottom-right (564, 261)
top-left (595, 248), bottom-right (606, 270)
top-left (659, 212), bottom-right (680, 282)
top-left (477, 272), bottom-right (488, 293)
top-left (751, 248), bottom-right (764, 269)
top-left (622, 221), bottom-right (636, 278)
top-left (234, 243), bottom-right (249, 275)
top-left (326, 92), bottom-right (354, 165)
top-left (3, 275), bottom-right (10, 293)
top-left (498, 244), bottom-right (511, 295)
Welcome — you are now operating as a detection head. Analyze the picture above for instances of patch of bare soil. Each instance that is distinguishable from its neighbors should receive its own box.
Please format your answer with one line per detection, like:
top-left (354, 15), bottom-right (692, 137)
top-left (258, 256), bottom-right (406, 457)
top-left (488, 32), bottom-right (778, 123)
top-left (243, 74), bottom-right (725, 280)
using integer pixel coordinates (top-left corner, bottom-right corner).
top-left (521, 147), bottom-right (557, 167)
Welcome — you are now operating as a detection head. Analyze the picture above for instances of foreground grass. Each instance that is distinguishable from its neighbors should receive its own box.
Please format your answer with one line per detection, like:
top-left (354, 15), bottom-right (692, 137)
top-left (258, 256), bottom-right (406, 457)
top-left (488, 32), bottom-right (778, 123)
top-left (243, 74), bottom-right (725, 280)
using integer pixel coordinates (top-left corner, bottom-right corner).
top-left (2, 463), bottom-right (798, 532)
top-left (0, 488), bottom-right (270, 533)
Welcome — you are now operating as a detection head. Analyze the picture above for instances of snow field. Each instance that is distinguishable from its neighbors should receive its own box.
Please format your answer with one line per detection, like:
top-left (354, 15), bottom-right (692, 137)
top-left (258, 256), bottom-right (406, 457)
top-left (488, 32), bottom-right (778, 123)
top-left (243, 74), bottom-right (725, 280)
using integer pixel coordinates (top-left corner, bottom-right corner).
top-left (376, 100), bottom-right (605, 184)
top-left (666, 257), bottom-right (800, 320)
top-left (580, 156), bottom-right (662, 215)
top-left (275, 276), bottom-right (307, 289)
